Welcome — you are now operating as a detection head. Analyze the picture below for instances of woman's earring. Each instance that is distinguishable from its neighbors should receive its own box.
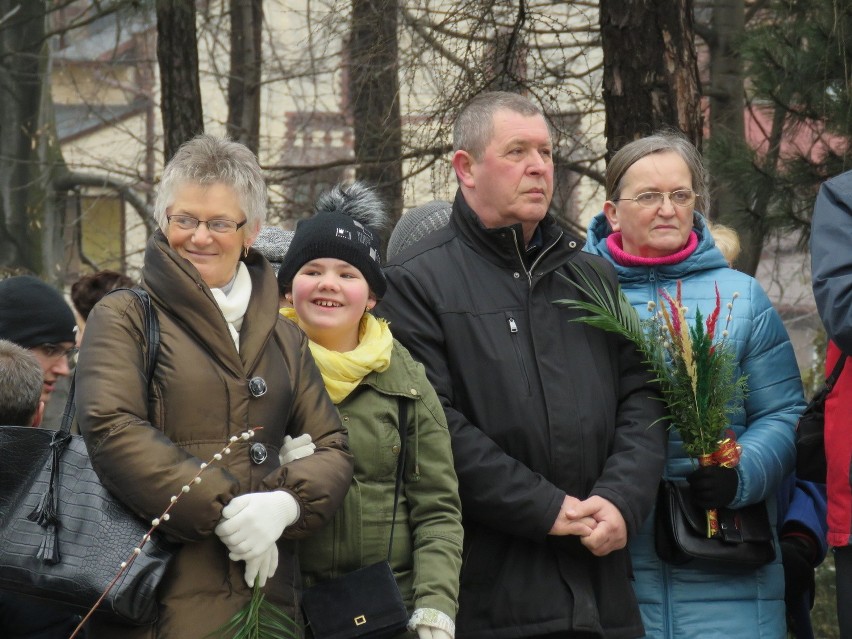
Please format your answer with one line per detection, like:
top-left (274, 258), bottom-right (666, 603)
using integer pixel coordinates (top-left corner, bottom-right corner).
top-left (243, 245), bottom-right (249, 258)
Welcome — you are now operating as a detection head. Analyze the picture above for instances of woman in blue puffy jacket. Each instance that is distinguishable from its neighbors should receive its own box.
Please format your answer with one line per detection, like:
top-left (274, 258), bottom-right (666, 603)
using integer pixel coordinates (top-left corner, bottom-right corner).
top-left (584, 131), bottom-right (805, 638)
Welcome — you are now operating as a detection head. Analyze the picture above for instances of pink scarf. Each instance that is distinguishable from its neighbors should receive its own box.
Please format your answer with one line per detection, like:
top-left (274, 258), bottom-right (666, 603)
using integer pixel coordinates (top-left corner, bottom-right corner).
top-left (606, 231), bottom-right (699, 267)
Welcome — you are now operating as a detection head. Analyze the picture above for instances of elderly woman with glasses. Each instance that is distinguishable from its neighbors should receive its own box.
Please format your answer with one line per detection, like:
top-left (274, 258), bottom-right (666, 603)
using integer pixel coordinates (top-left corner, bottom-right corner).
top-left (584, 131), bottom-right (805, 639)
top-left (75, 134), bottom-right (354, 638)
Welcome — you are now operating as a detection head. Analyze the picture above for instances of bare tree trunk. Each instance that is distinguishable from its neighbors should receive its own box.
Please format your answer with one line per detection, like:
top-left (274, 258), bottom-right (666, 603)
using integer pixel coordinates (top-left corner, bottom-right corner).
top-left (707, 0), bottom-right (745, 147)
top-left (599, 0), bottom-right (702, 161)
top-left (227, 0), bottom-right (262, 154)
top-left (157, 0), bottom-right (204, 162)
top-left (0, 0), bottom-right (68, 280)
top-left (705, 0), bottom-right (758, 273)
top-left (740, 105), bottom-right (784, 275)
top-left (348, 0), bottom-right (403, 231)
top-left (489, 2), bottom-right (527, 94)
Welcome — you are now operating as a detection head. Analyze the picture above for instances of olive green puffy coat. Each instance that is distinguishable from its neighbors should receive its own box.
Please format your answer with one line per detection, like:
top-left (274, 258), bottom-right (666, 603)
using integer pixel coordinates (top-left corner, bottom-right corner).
top-left (299, 339), bottom-right (463, 629)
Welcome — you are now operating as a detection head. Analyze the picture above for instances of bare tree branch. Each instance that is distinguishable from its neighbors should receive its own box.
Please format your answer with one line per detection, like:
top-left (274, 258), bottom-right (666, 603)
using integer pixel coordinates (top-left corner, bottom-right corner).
top-left (55, 171), bottom-right (155, 233)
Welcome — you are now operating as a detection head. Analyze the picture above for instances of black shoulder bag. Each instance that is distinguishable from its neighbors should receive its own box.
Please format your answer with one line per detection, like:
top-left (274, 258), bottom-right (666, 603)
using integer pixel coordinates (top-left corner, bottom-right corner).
top-left (655, 479), bottom-right (776, 569)
top-left (796, 353), bottom-right (848, 483)
top-left (0, 288), bottom-right (178, 625)
top-left (301, 397), bottom-right (411, 639)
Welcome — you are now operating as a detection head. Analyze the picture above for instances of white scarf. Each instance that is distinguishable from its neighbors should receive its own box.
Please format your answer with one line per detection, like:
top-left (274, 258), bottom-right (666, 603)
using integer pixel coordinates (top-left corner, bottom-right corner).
top-left (210, 262), bottom-right (252, 351)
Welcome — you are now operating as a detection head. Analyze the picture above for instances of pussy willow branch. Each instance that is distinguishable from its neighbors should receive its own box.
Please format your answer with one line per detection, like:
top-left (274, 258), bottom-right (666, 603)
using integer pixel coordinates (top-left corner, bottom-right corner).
top-left (69, 428), bottom-right (261, 638)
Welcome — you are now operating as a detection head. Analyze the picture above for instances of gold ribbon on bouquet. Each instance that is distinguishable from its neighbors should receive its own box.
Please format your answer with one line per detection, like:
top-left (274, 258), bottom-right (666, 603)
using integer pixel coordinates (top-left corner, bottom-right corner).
top-left (697, 433), bottom-right (741, 538)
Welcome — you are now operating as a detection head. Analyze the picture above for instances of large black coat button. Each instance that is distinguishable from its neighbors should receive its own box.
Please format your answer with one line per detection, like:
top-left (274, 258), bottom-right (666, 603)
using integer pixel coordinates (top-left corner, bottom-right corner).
top-left (248, 377), bottom-right (267, 397)
top-left (250, 442), bottom-right (268, 464)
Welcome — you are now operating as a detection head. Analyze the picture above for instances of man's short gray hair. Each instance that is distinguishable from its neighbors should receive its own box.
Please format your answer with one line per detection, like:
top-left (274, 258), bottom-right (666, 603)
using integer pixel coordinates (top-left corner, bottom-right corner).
top-left (0, 339), bottom-right (43, 425)
top-left (453, 91), bottom-right (547, 159)
top-left (153, 134), bottom-right (268, 234)
top-left (605, 130), bottom-right (709, 207)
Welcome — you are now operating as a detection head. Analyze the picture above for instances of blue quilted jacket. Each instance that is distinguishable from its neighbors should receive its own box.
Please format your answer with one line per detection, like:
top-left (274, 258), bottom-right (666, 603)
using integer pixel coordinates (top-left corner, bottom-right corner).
top-left (585, 211), bottom-right (803, 639)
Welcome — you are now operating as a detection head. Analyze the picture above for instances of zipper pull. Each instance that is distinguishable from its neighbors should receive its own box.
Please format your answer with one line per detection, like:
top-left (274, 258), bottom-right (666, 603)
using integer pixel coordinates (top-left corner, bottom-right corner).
top-left (508, 317), bottom-right (518, 333)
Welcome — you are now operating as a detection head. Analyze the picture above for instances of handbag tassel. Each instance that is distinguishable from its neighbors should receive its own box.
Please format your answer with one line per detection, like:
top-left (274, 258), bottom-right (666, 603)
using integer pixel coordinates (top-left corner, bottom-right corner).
top-left (26, 432), bottom-right (69, 564)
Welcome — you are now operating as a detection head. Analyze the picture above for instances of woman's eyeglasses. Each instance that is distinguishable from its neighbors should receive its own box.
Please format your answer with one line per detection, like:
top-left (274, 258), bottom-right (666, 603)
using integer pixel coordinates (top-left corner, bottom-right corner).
top-left (167, 215), bottom-right (247, 234)
top-left (613, 190), bottom-right (698, 209)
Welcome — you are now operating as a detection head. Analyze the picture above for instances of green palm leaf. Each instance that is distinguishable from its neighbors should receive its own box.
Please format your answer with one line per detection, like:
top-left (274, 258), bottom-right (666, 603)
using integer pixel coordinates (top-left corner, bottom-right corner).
top-left (556, 262), bottom-right (748, 458)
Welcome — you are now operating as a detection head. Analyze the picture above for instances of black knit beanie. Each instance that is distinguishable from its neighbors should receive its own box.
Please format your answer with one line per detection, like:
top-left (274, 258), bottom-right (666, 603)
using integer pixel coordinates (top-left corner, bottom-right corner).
top-left (0, 275), bottom-right (77, 348)
top-left (278, 183), bottom-right (387, 298)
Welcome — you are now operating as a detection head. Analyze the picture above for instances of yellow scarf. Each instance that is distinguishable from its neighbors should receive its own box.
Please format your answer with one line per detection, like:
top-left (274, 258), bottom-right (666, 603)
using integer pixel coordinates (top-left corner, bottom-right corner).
top-left (279, 307), bottom-right (393, 403)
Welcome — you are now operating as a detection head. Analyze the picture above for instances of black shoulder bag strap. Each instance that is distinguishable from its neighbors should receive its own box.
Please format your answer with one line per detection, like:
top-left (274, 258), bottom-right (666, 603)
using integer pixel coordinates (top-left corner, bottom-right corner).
top-left (386, 397), bottom-right (409, 561)
top-left (807, 353), bottom-right (848, 413)
top-left (32, 288), bottom-right (159, 561)
top-left (61, 287), bottom-right (158, 437)
top-left (825, 353), bottom-right (848, 394)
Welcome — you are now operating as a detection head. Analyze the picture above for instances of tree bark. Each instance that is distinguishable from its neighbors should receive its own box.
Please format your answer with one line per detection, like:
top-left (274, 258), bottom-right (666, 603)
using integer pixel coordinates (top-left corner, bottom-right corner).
top-left (227, 0), bottom-right (262, 154)
top-left (348, 0), bottom-right (403, 232)
top-left (599, 0), bottom-right (703, 161)
top-left (0, 0), bottom-right (68, 280)
top-left (706, 0), bottom-right (754, 273)
top-left (157, 0), bottom-right (204, 162)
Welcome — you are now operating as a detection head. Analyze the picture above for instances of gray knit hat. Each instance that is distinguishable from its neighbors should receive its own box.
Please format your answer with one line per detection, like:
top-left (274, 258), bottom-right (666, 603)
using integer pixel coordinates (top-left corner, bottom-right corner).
top-left (252, 226), bottom-right (295, 276)
top-left (387, 200), bottom-right (452, 259)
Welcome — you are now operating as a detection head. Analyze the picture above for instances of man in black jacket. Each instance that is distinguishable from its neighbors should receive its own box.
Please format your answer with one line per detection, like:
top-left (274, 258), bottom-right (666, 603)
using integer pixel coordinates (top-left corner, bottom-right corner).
top-left (378, 92), bottom-right (667, 639)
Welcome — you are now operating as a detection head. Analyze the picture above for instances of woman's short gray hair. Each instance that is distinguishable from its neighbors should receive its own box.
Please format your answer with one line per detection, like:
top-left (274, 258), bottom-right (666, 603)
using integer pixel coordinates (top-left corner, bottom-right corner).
top-left (453, 91), bottom-right (547, 159)
top-left (605, 130), bottom-right (709, 207)
top-left (153, 134), bottom-right (267, 234)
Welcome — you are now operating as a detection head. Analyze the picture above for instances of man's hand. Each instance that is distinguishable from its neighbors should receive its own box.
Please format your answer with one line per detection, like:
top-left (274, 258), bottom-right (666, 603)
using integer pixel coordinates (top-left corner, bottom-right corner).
top-left (565, 495), bottom-right (627, 556)
top-left (548, 495), bottom-right (597, 537)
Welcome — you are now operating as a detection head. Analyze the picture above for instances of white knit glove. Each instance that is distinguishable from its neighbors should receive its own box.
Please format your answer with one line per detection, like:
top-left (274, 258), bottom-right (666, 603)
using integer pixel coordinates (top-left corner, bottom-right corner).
top-left (243, 541), bottom-right (278, 588)
top-left (409, 609), bottom-right (455, 639)
top-left (279, 433), bottom-right (316, 465)
top-left (215, 491), bottom-right (299, 561)
top-left (416, 627), bottom-right (453, 639)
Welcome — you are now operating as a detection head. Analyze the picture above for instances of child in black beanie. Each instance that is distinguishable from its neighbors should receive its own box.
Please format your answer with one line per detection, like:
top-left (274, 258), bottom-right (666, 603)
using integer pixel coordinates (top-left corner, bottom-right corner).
top-left (277, 182), bottom-right (462, 639)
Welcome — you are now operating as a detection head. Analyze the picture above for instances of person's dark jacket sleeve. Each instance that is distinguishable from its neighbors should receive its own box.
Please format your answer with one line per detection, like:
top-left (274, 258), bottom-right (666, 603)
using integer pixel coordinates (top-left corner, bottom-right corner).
top-left (812, 170), bottom-right (852, 354)
top-left (588, 329), bottom-right (668, 535)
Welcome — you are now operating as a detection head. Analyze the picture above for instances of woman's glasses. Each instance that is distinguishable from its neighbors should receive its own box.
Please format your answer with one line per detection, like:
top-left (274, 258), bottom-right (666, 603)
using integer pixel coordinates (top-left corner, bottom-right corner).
top-left (614, 190), bottom-right (697, 209)
top-left (167, 215), bottom-right (247, 234)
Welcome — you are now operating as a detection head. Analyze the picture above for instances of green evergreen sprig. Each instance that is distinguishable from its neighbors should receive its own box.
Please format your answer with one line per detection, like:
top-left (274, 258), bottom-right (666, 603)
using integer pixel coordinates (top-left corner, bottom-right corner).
top-left (210, 579), bottom-right (300, 639)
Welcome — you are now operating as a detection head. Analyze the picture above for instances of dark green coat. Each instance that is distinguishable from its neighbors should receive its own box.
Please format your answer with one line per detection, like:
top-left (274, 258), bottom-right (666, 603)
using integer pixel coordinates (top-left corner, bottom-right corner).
top-left (299, 339), bottom-right (463, 625)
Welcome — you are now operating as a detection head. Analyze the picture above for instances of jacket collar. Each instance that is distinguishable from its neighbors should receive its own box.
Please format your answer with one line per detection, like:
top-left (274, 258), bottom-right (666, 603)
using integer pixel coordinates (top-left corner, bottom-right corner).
top-left (451, 190), bottom-right (574, 271)
top-left (584, 210), bottom-right (730, 284)
top-left (141, 231), bottom-right (281, 376)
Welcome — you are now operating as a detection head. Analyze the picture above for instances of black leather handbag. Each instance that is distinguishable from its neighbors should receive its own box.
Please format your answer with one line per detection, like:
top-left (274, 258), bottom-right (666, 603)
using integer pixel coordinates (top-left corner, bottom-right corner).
top-left (301, 398), bottom-right (410, 639)
top-left (796, 353), bottom-right (847, 483)
top-left (0, 288), bottom-right (178, 625)
top-left (654, 479), bottom-right (776, 569)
